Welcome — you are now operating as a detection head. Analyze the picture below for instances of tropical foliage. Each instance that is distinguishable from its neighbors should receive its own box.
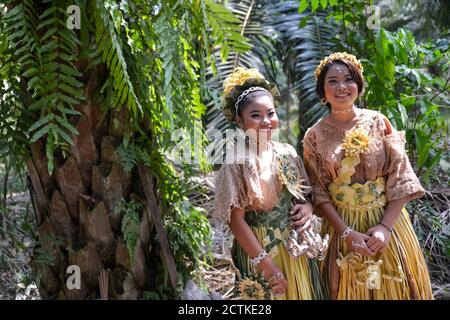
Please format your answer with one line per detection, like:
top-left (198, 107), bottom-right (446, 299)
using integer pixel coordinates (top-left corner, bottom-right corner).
top-left (0, 0), bottom-right (448, 299)
top-left (0, 0), bottom-right (249, 299)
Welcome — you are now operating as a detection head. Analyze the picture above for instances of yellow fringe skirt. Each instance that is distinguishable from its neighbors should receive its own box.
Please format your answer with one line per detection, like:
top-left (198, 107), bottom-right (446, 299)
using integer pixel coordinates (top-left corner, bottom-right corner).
top-left (234, 226), bottom-right (319, 300)
top-left (233, 190), bottom-right (327, 300)
top-left (322, 178), bottom-right (433, 300)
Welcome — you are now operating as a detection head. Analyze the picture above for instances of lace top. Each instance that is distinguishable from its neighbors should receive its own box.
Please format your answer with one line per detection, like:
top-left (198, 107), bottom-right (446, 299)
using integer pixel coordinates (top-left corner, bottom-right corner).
top-left (213, 141), bottom-right (311, 223)
top-left (303, 109), bottom-right (425, 208)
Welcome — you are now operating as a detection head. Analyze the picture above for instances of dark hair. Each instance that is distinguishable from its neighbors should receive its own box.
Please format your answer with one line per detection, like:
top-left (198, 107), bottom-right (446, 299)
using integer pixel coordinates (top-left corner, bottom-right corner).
top-left (236, 90), bottom-right (274, 116)
top-left (315, 60), bottom-right (364, 108)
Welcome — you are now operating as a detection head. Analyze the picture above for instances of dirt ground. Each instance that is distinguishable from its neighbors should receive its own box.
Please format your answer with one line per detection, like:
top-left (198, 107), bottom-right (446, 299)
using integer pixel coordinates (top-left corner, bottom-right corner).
top-left (1, 190), bottom-right (448, 300)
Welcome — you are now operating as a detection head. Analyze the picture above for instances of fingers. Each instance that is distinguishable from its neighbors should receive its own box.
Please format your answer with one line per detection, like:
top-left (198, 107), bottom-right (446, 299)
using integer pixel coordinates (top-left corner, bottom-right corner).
top-left (374, 243), bottom-right (384, 252)
top-left (291, 215), bottom-right (310, 229)
top-left (366, 227), bottom-right (375, 236)
top-left (350, 236), bottom-right (375, 257)
top-left (290, 204), bottom-right (312, 217)
top-left (360, 233), bottom-right (371, 241)
top-left (288, 211), bottom-right (302, 223)
top-left (378, 242), bottom-right (390, 254)
top-left (275, 276), bottom-right (288, 291)
top-left (271, 285), bottom-right (284, 296)
top-left (360, 245), bottom-right (375, 257)
top-left (269, 272), bottom-right (287, 295)
top-left (366, 236), bottom-right (379, 248)
top-left (288, 209), bottom-right (303, 223)
top-left (281, 278), bottom-right (288, 291)
top-left (367, 231), bottom-right (386, 249)
top-left (289, 204), bottom-right (302, 216)
top-left (367, 241), bottom-right (383, 253)
top-left (298, 219), bottom-right (311, 231)
top-left (289, 214), bottom-right (311, 229)
top-left (367, 237), bottom-right (384, 249)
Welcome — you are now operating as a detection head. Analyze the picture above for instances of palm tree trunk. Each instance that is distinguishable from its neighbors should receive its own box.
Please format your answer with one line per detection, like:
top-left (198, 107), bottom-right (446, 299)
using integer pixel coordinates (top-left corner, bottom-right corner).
top-left (26, 65), bottom-right (161, 299)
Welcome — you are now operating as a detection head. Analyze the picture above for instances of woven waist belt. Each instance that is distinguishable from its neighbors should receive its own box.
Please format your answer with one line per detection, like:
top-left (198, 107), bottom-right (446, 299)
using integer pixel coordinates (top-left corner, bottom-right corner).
top-left (245, 209), bottom-right (289, 230)
top-left (244, 190), bottom-right (294, 255)
top-left (245, 210), bottom-right (290, 255)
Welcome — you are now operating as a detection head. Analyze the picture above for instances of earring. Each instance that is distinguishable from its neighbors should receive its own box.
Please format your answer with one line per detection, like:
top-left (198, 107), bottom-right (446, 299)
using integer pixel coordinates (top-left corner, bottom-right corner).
top-left (320, 98), bottom-right (327, 105)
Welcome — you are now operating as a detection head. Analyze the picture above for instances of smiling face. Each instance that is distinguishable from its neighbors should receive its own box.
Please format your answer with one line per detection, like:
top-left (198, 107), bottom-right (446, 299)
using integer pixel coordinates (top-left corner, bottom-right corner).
top-left (323, 63), bottom-right (359, 110)
top-left (235, 94), bottom-right (278, 143)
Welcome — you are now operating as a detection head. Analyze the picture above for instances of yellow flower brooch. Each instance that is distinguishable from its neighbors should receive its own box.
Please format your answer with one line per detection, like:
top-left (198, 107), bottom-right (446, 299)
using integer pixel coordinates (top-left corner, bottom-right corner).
top-left (277, 154), bottom-right (309, 201)
top-left (341, 128), bottom-right (370, 157)
top-left (237, 277), bottom-right (269, 300)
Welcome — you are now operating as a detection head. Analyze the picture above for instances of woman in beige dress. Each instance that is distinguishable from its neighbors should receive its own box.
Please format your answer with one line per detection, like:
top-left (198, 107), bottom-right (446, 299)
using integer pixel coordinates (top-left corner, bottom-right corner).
top-left (302, 52), bottom-right (433, 299)
top-left (213, 67), bottom-right (327, 299)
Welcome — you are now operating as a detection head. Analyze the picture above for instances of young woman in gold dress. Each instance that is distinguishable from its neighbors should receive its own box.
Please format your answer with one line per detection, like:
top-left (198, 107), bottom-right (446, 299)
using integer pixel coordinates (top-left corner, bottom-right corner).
top-left (213, 67), bottom-right (327, 299)
top-left (302, 52), bottom-right (433, 299)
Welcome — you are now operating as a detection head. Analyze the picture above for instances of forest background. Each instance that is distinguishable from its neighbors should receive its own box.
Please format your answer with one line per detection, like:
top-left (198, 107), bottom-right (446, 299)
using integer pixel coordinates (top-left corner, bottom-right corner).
top-left (0, 0), bottom-right (448, 300)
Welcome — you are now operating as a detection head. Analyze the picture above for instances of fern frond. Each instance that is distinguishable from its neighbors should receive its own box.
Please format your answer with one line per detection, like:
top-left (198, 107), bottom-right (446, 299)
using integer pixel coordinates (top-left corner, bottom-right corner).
top-left (91, 0), bottom-right (142, 116)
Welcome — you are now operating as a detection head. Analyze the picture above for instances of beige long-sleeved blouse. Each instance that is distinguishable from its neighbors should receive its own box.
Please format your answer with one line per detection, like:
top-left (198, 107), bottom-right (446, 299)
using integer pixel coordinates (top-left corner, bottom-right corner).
top-left (214, 141), bottom-right (311, 223)
top-left (303, 109), bottom-right (425, 209)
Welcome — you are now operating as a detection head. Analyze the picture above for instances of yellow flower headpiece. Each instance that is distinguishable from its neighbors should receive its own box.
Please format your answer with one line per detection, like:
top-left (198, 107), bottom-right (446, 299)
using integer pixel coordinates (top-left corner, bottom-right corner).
top-left (223, 67), bottom-right (265, 96)
top-left (314, 52), bottom-right (364, 80)
top-left (221, 67), bottom-right (280, 123)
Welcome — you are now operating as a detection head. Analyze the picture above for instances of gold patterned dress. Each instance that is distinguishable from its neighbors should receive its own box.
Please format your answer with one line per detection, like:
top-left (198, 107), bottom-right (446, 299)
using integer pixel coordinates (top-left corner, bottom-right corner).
top-left (214, 141), bottom-right (326, 300)
top-left (303, 109), bottom-right (433, 300)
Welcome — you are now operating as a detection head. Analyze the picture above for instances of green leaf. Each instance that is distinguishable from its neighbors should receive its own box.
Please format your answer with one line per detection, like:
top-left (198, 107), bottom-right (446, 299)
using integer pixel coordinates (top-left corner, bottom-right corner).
top-left (400, 94), bottom-right (415, 108)
top-left (30, 123), bottom-right (52, 143)
top-left (375, 29), bottom-right (388, 58)
top-left (60, 64), bottom-right (82, 77)
top-left (298, 0), bottom-right (309, 14)
top-left (397, 102), bottom-right (408, 129)
top-left (423, 150), bottom-right (443, 185)
top-left (299, 16), bottom-right (309, 28)
top-left (55, 115), bottom-right (79, 135)
top-left (58, 94), bottom-right (80, 106)
top-left (38, 6), bottom-right (58, 21)
top-left (4, 4), bottom-right (23, 19)
top-left (54, 126), bottom-right (74, 146)
top-left (59, 82), bottom-right (85, 100)
top-left (311, 0), bottom-right (319, 12)
top-left (8, 29), bottom-right (27, 42)
top-left (59, 74), bottom-right (84, 88)
top-left (37, 16), bottom-right (58, 30)
top-left (28, 114), bottom-right (54, 132)
top-left (22, 67), bottom-right (38, 78)
top-left (411, 69), bottom-right (422, 87)
top-left (417, 143), bottom-right (431, 168)
top-left (59, 106), bottom-right (82, 116)
top-left (46, 132), bottom-right (55, 175)
top-left (320, 0), bottom-right (328, 9)
top-left (41, 27), bottom-right (58, 42)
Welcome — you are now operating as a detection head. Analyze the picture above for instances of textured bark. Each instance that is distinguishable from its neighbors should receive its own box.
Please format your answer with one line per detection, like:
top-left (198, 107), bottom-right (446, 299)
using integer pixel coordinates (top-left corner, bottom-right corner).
top-left (79, 200), bottom-right (115, 264)
top-left (49, 190), bottom-right (77, 247)
top-left (71, 115), bottom-right (99, 190)
top-left (138, 162), bottom-right (178, 291)
top-left (55, 156), bottom-right (86, 220)
top-left (28, 66), bottom-right (173, 299)
top-left (115, 238), bottom-right (131, 270)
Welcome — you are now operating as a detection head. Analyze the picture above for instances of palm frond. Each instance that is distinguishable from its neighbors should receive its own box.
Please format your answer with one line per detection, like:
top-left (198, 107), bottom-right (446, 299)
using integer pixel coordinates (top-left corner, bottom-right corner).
top-left (204, 0), bottom-right (269, 165)
top-left (90, 0), bottom-right (142, 116)
top-left (1, 1), bottom-right (84, 173)
top-left (267, 1), bottom-right (338, 142)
